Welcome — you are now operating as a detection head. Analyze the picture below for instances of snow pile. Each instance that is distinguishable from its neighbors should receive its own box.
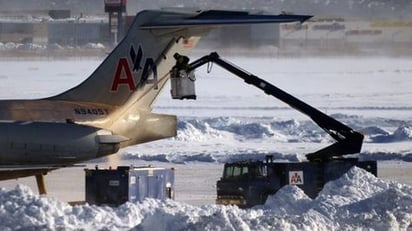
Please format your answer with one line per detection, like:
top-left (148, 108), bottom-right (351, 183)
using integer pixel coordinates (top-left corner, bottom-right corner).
top-left (392, 125), bottom-right (412, 141)
top-left (176, 117), bottom-right (323, 143)
top-left (18, 43), bottom-right (47, 51)
top-left (0, 42), bottom-right (47, 51)
top-left (368, 125), bottom-right (412, 143)
top-left (175, 116), bottom-right (412, 144)
top-left (118, 111), bottom-right (409, 164)
top-left (0, 42), bottom-right (21, 50)
top-left (0, 185), bottom-right (157, 230)
top-left (123, 115), bottom-right (412, 163)
top-left (82, 43), bottom-right (105, 49)
top-left (176, 119), bottom-right (225, 142)
top-left (0, 167), bottom-right (411, 230)
top-left (126, 150), bottom-right (300, 164)
top-left (47, 43), bottom-right (64, 50)
top-left (260, 167), bottom-right (412, 230)
top-left (0, 42), bottom-right (105, 51)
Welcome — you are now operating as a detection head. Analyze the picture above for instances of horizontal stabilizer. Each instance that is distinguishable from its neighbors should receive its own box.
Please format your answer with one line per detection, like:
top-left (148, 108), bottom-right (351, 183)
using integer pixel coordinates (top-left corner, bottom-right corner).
top-left (140, 10), bottom-right (312, 29)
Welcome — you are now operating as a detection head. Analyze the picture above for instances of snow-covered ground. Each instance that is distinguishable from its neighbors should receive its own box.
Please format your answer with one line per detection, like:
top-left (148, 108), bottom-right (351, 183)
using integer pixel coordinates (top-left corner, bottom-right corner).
top-left (0, 167), bottom-right (411, 230)
top-left (0, 56), bottom-right (412, 229)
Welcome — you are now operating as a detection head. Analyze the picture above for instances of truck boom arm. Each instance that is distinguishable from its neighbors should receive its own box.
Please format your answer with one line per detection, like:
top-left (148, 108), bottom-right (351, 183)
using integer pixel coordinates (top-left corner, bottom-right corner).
top-left (186, 52), bottom-right (363, 161)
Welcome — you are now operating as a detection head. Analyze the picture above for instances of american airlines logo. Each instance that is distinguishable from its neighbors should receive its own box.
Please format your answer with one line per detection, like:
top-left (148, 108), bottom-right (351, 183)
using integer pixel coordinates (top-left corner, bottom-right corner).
top-left (111, 45), bottom-right (158, 92)
top-left (289, 171), bottom-right (304, 185)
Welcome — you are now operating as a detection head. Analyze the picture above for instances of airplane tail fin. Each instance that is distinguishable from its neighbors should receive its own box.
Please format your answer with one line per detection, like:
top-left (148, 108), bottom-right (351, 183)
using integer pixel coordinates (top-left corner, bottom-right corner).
top-left (49, 11), bottom-right (194, 108)
top-left (50, 10), bottom-right (311, 109)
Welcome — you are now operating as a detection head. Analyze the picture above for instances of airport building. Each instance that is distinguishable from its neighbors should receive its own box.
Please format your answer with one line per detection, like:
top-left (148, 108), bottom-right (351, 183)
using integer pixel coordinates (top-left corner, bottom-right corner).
top-left (0, 7), bottom-right (411, 56)
top-left (0, 11), bottom-right (108, 46)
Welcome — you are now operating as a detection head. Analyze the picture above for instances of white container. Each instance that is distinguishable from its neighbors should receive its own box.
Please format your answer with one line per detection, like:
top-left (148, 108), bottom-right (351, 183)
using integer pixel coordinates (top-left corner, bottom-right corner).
top-left (170, 69), bottom-right (196, 100)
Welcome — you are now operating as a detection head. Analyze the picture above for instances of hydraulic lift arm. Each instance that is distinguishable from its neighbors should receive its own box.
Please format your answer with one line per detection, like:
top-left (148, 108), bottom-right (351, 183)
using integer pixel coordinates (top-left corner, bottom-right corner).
top-left (183, 52), bottom-right (363, 161)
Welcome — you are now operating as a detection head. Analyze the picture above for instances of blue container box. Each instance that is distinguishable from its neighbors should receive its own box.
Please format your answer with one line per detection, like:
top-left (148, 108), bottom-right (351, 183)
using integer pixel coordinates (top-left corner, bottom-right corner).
top-left (85, 166), bottom-right (175, 206)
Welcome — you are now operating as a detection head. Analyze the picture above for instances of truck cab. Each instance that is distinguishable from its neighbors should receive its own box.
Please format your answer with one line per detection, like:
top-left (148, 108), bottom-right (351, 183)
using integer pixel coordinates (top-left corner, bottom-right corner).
top-left (216, 160), bottom-right (279, 208)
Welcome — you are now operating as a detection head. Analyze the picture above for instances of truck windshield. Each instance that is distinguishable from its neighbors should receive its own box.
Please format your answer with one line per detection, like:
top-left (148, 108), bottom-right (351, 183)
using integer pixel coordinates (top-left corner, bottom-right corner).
top-left (223, 165), bottom-right (255, 179)
top-left (223, 165), bottom-right (246, 179)
top-left (223, 165), bottom-right (265, 179)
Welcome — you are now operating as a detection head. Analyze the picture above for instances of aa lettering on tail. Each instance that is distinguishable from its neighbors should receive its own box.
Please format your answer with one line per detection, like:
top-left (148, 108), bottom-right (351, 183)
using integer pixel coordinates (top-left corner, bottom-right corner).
top-left (111, 45), bottom-right (158, 92)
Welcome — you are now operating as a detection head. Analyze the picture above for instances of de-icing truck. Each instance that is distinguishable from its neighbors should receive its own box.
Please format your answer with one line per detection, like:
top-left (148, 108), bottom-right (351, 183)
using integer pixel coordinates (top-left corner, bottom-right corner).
top-left (170, 52), bottom-right (377, 208)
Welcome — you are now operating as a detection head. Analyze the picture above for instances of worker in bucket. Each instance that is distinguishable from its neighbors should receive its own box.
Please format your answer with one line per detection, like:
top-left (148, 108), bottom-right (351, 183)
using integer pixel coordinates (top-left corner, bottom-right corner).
top-left (170, 53), bottom-right (197, 100)
top-left (173, 53), bottom-right (191, 72)
top-left (172, 53), bottom-right (196, 81)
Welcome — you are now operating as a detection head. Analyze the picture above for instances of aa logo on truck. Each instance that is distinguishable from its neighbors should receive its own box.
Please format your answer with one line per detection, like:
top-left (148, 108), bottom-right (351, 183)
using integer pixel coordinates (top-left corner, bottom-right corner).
top-left (111, 44), bottom-right (158, 92)
top-left (289, 171), bottom-right (304, 185)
